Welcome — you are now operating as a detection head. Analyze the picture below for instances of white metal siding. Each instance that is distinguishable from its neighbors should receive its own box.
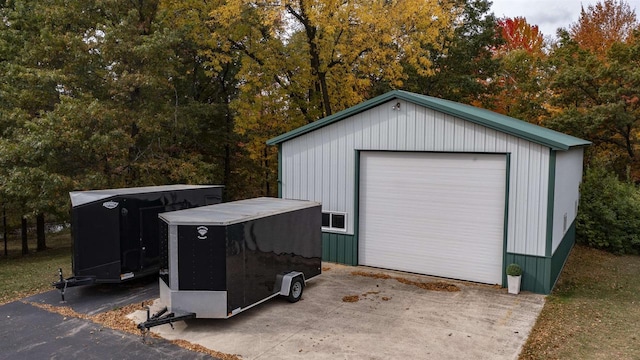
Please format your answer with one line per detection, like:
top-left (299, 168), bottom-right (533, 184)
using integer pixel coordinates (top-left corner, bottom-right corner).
top-left (552, 148), bottom-right (584, 252)
top-left (281, 100), bottom-right (551, 256)
top-left (359, 152), bottom-right (506, 284)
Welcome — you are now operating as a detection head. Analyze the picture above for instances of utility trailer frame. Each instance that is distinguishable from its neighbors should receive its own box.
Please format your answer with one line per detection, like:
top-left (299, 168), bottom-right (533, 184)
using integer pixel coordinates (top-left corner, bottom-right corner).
top-left (137, 197), bottom-right (321, 330)
top-left (53, 185), bottom-right (223, 300)
top-left (138, 271), bottom-right (306, 330)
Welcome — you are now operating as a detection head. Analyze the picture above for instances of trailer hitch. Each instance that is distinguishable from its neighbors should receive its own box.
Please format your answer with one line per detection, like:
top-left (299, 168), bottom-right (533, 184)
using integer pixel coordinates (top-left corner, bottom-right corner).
top-left (137, 305), bottom-right (196, 339)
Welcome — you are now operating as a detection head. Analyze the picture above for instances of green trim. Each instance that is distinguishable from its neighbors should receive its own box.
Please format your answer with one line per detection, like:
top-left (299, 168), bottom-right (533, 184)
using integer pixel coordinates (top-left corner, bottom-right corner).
top-left (353, 150), bottom-right (361, 265)
top-left (277, 144), bottom-right (282, 198)
top-left (501, 154), bottom-right (511, 287)
top-left (545, 150), bottom-right (557, 257)
top-left (550, 219), bottom-right (576, 290)
top-left (267, 90), bottom-right (591, 150)
top-left (322, 232), bottom-right (357, 265)
top-left (509, 253), bottom-right (551, 260)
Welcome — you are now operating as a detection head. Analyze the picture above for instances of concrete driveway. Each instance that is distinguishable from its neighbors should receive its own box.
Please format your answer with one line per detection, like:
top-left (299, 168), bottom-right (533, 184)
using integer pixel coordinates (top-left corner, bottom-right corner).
top-left (129, 263), bottom-right (545, 360)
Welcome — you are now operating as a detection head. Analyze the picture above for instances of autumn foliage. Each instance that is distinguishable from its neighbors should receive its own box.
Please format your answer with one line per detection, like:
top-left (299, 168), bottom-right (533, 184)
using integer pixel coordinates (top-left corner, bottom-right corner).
top-left (570, 0), bottom-right (639, 55)
top-left (1, 0), bottom-right (640, 256)
top-left (496, 17), bottom-right (545, 55)
top-left (478, 17), bottom-right (547, 122)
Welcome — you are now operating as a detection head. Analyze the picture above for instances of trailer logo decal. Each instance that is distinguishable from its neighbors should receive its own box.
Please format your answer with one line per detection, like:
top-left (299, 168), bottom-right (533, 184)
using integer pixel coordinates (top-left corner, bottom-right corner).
top-left (102, 201), bottom-right (119, 209)
top-left (197, 226), bottom-right (209, 240)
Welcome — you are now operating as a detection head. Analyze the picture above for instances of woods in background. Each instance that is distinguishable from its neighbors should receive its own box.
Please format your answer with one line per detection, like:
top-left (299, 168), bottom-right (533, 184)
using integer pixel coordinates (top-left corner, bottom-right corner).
top-left (1, 0), bottom-right (639, 254)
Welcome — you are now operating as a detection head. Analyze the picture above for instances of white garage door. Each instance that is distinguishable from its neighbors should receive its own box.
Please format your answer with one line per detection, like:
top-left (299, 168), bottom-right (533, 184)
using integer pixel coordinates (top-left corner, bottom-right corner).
top-left (359, 152), bottom-right (506, 284)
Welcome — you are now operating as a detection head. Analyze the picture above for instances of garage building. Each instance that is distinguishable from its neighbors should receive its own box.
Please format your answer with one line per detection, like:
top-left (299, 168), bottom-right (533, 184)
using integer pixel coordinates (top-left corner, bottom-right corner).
top-left (267, 90), bottom-right (590, 294)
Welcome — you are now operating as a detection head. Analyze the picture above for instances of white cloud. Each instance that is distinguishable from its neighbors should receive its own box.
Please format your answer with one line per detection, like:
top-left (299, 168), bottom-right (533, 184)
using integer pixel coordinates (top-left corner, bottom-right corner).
top-left (490, 0), bottom-right (640, 38)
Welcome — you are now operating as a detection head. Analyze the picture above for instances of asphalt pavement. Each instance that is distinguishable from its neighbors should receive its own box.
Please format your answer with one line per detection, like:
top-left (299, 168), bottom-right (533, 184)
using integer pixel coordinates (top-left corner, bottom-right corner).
top-left (0, 279), bottom-right (216, 360)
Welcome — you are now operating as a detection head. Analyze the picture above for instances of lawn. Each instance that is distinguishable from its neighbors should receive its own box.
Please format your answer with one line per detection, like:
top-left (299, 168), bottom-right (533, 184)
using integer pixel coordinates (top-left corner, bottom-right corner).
top-left (0, 231), bottom-right (72, 305)
top-left (519, 245), bottom-right (640, 360)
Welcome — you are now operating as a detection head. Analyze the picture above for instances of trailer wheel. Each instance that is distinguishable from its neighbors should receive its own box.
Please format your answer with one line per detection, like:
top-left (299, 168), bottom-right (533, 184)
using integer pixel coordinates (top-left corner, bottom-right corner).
top-left (287, 277), bottom-right (304, 303)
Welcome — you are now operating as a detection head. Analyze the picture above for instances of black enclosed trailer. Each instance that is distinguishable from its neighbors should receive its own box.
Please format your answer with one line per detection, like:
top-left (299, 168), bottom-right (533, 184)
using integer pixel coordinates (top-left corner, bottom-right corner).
top-left (55, 185), bottom-right (223, 295)
top-left (142, 197), bottom-right (321, 327)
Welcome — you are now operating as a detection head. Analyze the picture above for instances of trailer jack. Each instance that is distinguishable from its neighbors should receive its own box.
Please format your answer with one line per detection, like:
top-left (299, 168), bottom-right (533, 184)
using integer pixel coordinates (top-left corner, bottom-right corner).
top-left (52, 268), bottom-right (95, 302)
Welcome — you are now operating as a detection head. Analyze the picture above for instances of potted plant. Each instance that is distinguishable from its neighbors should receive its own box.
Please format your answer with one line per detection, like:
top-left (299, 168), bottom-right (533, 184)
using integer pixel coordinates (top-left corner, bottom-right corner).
top-left (506, 263), bottom-right (522, 294)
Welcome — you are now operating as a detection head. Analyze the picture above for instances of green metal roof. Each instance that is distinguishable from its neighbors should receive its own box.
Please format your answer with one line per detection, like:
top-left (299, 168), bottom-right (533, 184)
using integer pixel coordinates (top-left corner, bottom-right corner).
top-left (266, 90), bottom-right (591, 151)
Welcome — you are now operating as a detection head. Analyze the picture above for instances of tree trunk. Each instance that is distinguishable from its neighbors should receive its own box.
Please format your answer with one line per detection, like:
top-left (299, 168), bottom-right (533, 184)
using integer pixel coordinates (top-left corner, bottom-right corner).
top-left (37, 213), bottom-right (46, 252)
top-left (21, 217), bottom-right (28, 255)
top-left (264, 147), bottom-right (270, 197)
top-left (318, 71), bottom-right (332, 117)
top-left (2, 205), bottom-right (7, 256)
top-left (224, 93), bottom-right (232, 194)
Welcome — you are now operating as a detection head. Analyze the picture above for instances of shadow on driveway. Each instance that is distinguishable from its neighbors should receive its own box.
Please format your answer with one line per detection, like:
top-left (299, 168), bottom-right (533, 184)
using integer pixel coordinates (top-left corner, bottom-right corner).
top-left (24, 277), bottom-right (158, 316)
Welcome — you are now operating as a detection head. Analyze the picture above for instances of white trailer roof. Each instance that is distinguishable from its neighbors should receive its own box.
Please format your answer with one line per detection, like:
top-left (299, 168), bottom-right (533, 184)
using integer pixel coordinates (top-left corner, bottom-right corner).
top-left (159, 197), bottom-right (320, 226)
top-left (70, 185), bottom-right (222, 207)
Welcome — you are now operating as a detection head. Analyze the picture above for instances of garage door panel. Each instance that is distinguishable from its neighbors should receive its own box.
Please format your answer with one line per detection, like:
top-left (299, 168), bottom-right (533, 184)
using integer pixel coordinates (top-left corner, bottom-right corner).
top-left (359, 152), bottom-right (506, 284)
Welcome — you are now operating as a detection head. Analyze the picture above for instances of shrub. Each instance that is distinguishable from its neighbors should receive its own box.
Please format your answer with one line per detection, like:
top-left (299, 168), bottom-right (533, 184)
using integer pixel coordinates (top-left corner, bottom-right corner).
top-left (576, 164), bottom-right (640, 254)
top-left (506, 263), bottom-right (522, 276)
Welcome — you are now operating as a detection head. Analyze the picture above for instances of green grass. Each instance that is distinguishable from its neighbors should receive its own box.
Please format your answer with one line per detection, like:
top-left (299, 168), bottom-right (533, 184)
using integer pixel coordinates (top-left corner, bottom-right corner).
top-left (0, 231), bottom-right (72, 304)
top-left (520, 245), bottom-right (640, 360)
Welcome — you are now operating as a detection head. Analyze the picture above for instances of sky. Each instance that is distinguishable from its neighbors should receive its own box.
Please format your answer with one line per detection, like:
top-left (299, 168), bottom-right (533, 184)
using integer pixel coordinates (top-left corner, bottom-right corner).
top-left (490, 0), bottom-right (640, 39)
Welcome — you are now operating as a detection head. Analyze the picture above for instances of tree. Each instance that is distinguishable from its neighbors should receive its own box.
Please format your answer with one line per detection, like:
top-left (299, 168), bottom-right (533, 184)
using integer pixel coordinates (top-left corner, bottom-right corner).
top-left (401, 0), bottom-right (503, 106)
top-left (0, 0), bottom-right (240, 246)
top-left (208, 0), bottom-right (456, 194)
top-left (577, 161), bottom-right (640, 254)
top-left (209, 0), bottom-right (456, 120)
top-left (496, 17), bottom-right (544, 54)
top-left (482, 17), bottom-right (549, 122)
top-left (488, 49), bottom-right (550, 122)
top-left (570, 0), bottom-right (639, 56)
top-left (21, 217), bottom-right (27, 255)
top-left (0, 0), bottom-right (82, 236)
top-left (36, 213), bottom-right (45, 251)
top-left (548, 32), bottom-right (640, 178)
top-left (157, 0), bottom-right (243, 197)
top-left (2, 205), bottom-right (6, 256)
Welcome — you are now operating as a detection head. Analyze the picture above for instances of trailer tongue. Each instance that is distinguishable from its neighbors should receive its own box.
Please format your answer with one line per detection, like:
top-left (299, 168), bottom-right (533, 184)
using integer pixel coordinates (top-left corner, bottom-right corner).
top-left (137, 307), bottom-right (195, 331)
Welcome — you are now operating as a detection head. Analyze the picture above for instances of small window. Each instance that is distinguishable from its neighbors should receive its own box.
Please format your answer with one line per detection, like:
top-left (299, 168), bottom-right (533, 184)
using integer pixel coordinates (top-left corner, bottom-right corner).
top-left (322, 213), bottom-right (330, 227)
top-left (332, 214), bottom-right (345, 229)
top-left (322, 211), bottom-right (347, 232)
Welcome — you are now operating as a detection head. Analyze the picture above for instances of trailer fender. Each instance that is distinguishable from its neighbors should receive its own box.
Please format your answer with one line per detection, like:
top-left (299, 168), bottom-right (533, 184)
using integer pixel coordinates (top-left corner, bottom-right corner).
top-left (277, 271), bottom-right (305, 297)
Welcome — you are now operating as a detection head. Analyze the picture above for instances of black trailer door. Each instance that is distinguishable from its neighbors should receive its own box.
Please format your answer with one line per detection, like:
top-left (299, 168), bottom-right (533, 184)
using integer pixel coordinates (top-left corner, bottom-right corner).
top-left (139, 205), bottom-right (165, 270)
top-left (72, 201), bottom-right (121, 278)
top-left (177, 225), bottom-right (226, 291)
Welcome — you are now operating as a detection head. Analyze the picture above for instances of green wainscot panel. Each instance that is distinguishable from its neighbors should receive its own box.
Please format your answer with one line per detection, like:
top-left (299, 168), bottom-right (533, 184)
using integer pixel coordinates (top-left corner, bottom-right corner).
top-left (322, 232), bottom-right (357, 265)
top-left (550, 220), bottom-right (576, 290)
top-left (505, 220), bottom-right (576, 295)
top-left (504, 253), bottom-right (550, 294)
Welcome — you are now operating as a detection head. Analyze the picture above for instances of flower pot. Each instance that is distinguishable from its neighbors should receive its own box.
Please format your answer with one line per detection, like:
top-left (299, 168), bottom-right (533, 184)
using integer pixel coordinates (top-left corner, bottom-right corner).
top-left (507, 275), bottom-right (521, 294)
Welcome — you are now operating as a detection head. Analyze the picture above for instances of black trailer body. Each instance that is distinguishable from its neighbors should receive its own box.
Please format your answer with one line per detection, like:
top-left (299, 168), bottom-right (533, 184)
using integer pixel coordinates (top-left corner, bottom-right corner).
top-left (158, 197), bottom-right (321, 319)
top-left (68, 185), bottom-right (223, 284)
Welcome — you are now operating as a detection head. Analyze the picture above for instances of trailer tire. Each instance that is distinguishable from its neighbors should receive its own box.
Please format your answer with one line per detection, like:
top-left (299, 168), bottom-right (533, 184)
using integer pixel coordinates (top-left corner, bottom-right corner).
top-left (287, 277), bottom-right (304, 303)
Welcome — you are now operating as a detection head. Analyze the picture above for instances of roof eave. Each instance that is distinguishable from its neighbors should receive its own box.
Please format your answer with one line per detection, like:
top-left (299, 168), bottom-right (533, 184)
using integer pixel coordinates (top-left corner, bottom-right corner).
top-left (395, 90), bottom-right (591, 151)
top-left (266, 90), bottom-right (591, 150)
top-left (266, 91), bottom-right (402, 145)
